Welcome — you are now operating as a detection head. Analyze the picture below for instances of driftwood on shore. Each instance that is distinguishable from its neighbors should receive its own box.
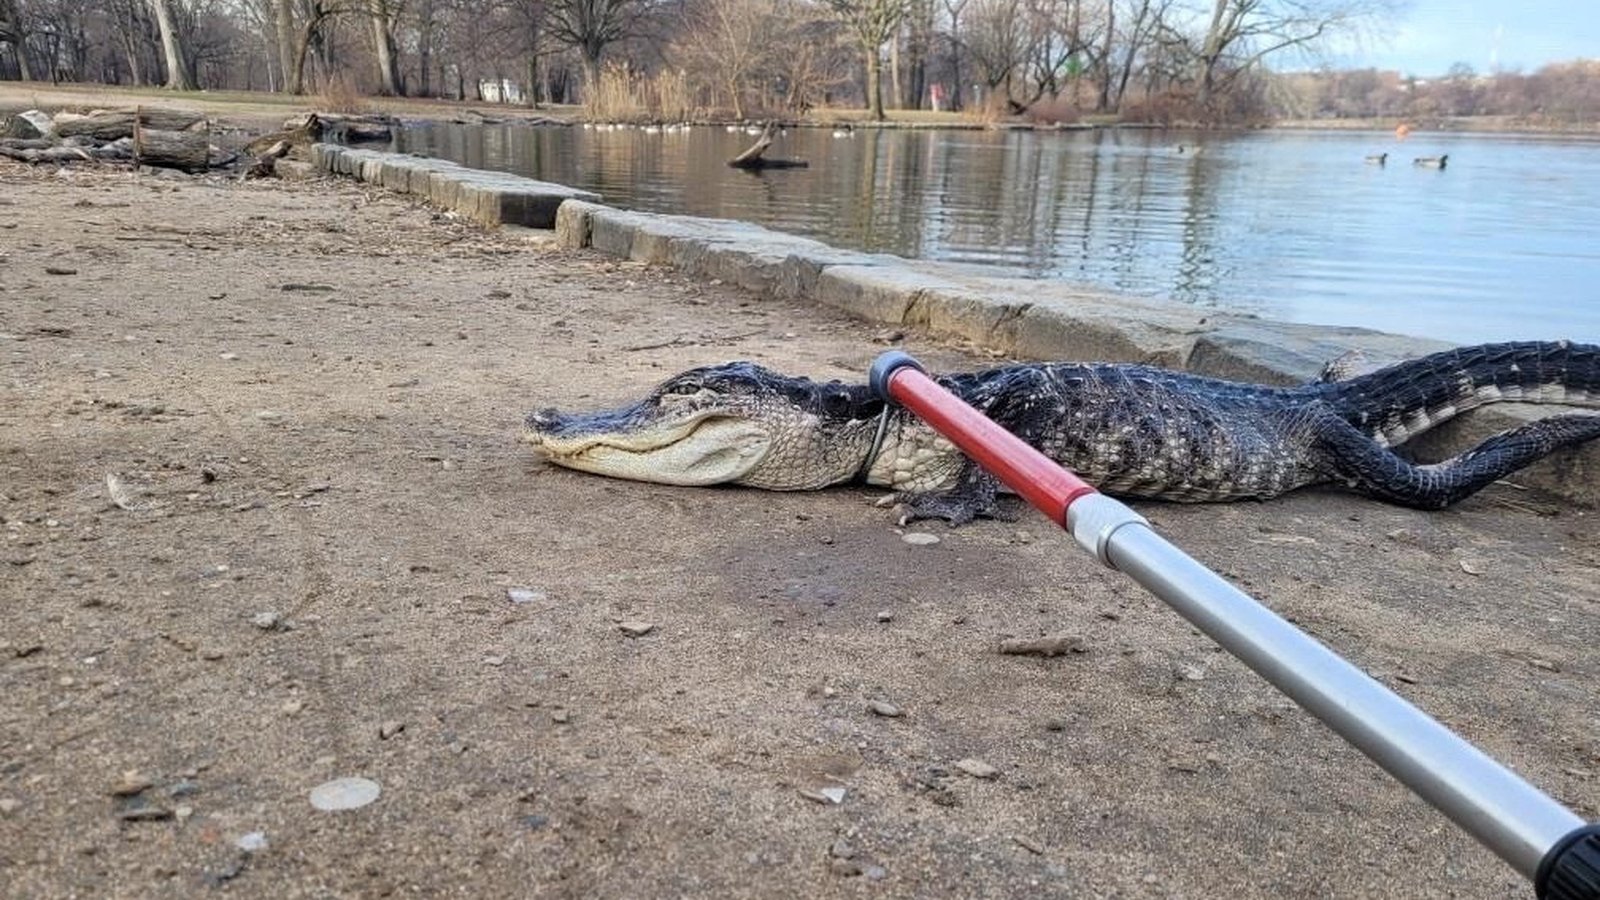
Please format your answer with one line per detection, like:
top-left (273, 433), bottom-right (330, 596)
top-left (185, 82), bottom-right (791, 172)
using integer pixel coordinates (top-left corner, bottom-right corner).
top-left (54, 108), bottom-right (207, 142)
top-left (133, 128), bottom-right (225, 172)
top-left (727, 123), bottom-right (809, 170)
top-left (0, 107), bottom-right (241, 173)
top-left (242, 139), bottom-right (293, 179)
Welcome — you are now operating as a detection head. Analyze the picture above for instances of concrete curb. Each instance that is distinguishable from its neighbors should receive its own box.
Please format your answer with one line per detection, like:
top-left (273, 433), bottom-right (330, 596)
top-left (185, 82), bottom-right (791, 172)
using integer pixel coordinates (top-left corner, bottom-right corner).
top-left (311, 142), bottom-right (598, 228)
top-left (318, 145), bottom-right (1597, 505)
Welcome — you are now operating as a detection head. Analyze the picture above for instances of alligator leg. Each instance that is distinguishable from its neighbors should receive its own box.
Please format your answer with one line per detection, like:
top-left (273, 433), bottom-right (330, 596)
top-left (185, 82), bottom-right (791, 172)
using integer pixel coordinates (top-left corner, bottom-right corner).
top-left (888, 465), bottom-right (1016, 525)
top-left (1311, 407), bottom-right (1600, 509)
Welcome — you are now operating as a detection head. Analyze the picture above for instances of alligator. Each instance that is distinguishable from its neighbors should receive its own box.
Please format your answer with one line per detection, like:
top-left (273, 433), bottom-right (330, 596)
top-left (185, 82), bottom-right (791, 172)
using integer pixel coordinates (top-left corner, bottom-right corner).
top-left (521, 341), bottom-right (1600, 523)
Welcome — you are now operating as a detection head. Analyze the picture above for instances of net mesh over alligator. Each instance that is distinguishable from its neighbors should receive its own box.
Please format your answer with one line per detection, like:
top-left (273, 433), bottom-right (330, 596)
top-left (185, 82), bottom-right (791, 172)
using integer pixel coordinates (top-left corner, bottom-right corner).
top-left (522, 341), bottom-right (1600, 523)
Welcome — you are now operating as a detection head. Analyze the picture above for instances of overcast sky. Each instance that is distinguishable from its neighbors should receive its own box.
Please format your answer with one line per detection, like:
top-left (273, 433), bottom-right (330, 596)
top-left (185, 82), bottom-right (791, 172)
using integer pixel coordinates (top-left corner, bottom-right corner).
top-left (1330, 0), bottom-right (1599, 76)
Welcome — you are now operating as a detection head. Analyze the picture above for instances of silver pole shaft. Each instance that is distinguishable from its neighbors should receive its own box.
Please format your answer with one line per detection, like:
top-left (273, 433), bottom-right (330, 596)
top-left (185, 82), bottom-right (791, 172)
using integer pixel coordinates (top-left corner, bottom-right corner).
top-left (1069, 494), bottom-right (1582, 878)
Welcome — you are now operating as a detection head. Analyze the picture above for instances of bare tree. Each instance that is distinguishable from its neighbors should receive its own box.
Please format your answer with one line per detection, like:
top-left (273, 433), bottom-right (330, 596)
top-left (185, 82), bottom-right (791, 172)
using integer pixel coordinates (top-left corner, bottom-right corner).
top-left (1194, 0), bottom-right (1389, 108)
top-left (505, 0), bottom-right (545, 104)
top-left (545, 0), bottom-right (649, 91)
top-left (828, 0), bottom-right (909, 119)
top-left (0, 0), bottom-right (35, 80)
top-left (899, 0), bottom-right (935, 107)
top-left (962, 0), bottom-right (1025, 104)
top-left (675, 0), bottom-right (767, 117)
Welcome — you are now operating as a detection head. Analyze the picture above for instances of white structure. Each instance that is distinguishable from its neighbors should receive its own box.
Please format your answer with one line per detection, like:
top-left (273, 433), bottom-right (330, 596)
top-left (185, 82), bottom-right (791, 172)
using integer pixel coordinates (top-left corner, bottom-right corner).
top-left (479, 79), bottom-right (525, 104)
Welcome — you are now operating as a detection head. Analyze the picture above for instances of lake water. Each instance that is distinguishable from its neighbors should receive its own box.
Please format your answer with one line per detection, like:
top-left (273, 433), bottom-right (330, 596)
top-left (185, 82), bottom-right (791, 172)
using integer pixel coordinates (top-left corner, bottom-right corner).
top-left (393, 124), bottom-right (1600, 346)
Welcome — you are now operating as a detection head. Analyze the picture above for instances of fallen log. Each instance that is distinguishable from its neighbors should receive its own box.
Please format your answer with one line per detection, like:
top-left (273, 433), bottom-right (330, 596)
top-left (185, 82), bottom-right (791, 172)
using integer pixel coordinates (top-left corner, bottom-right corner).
top-left (242, 140), bottom-right (293, 179)
top-left (55, 108), bottom-right (207, 142)
top-left (0, 137), bottom-right (54, 151)
top-left (133, 128), bottom-right (213, 172)
top-left (0, 144), bottom-right (93, 164)
top-left (244, 113), bottom-right (321, 155)
top-left (727, 123), bottom-right (808, 170)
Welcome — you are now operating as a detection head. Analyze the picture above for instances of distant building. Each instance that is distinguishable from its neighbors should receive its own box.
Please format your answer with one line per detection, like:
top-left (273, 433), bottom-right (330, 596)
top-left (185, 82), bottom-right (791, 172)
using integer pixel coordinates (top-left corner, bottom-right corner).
top-left (479, 79), bottom-right (525, 104)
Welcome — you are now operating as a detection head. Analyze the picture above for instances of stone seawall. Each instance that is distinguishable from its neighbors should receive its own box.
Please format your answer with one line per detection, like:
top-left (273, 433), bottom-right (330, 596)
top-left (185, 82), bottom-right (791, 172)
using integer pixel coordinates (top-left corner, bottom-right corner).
top-left (312, 142), bottom-right (1597, 505)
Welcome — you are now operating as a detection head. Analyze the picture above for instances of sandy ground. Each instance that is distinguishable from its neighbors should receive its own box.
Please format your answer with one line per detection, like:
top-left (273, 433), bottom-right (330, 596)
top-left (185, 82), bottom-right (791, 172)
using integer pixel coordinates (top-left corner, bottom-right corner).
top-left (1, 160), bottom-right (1597, 899)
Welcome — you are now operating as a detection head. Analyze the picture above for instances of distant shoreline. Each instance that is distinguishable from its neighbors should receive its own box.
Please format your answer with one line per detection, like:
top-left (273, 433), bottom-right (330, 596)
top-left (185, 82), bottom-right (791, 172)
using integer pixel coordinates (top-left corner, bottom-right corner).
top-left (1269, 116), bottom-right (1600, 138)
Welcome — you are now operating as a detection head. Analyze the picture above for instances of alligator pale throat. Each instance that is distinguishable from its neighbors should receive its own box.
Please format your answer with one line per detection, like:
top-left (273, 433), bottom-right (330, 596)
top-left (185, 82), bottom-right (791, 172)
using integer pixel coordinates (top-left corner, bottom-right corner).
top-left (522, 342), bottom-right (1600, 523)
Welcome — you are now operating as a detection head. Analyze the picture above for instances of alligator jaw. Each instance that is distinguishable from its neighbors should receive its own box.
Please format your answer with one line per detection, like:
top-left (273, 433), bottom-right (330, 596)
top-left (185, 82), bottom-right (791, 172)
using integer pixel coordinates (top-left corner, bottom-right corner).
top-left (523, 413), bottom-right (774, 486)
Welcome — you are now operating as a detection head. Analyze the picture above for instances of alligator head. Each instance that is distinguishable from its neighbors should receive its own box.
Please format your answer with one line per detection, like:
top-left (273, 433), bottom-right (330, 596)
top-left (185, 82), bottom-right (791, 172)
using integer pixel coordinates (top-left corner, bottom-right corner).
top-left (522, 362), bottom-right (886, 490)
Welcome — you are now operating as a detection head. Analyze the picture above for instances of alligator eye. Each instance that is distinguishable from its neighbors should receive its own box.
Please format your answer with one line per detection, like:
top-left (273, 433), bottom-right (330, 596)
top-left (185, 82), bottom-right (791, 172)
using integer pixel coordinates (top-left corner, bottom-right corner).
top-left (663, 381), bottom-right (700, 396)
top-left (822, 390), bottom-right (852, 416)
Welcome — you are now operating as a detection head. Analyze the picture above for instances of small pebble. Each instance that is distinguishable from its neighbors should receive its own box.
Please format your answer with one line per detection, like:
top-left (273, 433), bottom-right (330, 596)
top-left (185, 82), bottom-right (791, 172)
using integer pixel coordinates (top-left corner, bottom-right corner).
top-left (483, 654), bottom-right (506, 667)
top-left (1013, 835), bottom-right (1045, 854)
top-left (618, 621), bottom-right (655, 638)
top-left (875, 611), bottom-right (893, 623)
top-left (551, 709), bottom-right (570, 724)
top-left (309, 777), bottom-right (381, 812)
top-left (955, 758), bottom-right (999, 779)
top-left (281, 699), bottom-right (304, 715)
top-left (250, 611), bottom-right (282, 630)
top-left (506, 587), bottom-right (545, 605)
top-left (819, 786), bottom-right (847, 803)
top-left (219, 352), bottom-right (239, 361)
top-left (901, 533), bottom-right (939, 546)
top-left (867, 700), bottom-right (903, 718)
top-left (236, 831), bottom-right (268, 853)
top-left (0, 798), bottom-right (19, 815)
top-left (379, 720), bottom-right (406, 740)
top-left (1176, 663), bottom-right (1206, 681)
top-left (829, 838), bottom-right (856, 859)
top-left (116, 802), bottom-right (173, 822)
top-left (199, 648), bottom-right (225, 661)
top-left (998, 635), bottom-right (1084, 657)
top-left (111, 771), bottom-right (153, 797)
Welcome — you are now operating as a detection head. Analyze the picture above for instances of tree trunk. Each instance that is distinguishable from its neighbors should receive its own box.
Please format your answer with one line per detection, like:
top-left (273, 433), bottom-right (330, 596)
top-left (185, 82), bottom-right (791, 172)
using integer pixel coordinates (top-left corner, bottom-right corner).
top-left (120, 32), bottom-right (143, 85)
top-left (1197, 0), bottom-right (1229, 107)
top-left (866, 48), bottom-right (884, 120)
top-left (369, 0), bottom-right (402, 95)
top-left (275, 0), bottom-right (295, 94)
top-left (149, 0), bottom-right (194, 91)
top-left (523, 14), bottom-right (539, 106)
top-left (581, 51), bottom-right (601, 103)
top-left (1095, 1), bottom-right (1114, 111)
top-left (888, 32), bottom-right (901, 111)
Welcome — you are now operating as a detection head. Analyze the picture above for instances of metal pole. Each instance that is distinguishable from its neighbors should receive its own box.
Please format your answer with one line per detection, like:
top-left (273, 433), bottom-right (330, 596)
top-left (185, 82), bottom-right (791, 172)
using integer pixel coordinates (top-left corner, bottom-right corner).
top-left (868, 351), bottom-right (1600, 898)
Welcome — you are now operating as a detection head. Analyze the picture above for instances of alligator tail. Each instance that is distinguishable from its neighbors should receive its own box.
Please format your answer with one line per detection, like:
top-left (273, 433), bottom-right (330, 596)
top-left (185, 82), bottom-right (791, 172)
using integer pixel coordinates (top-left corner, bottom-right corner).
top-left (1313, 411), bottom-right (1600, 509)
top-left (1323, 341), bottom-right (1600, 446)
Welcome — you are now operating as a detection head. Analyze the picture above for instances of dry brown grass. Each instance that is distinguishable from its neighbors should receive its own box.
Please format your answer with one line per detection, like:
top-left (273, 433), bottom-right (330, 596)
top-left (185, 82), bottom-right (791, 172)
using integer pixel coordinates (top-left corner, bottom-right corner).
top-left (584, 66), bottom-right (699, 123)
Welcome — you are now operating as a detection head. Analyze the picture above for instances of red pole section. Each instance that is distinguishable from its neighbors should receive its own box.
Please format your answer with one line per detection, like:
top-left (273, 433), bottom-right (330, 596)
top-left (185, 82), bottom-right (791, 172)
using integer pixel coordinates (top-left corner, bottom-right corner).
top-left (871, 353), bottom-right (1098, 527)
